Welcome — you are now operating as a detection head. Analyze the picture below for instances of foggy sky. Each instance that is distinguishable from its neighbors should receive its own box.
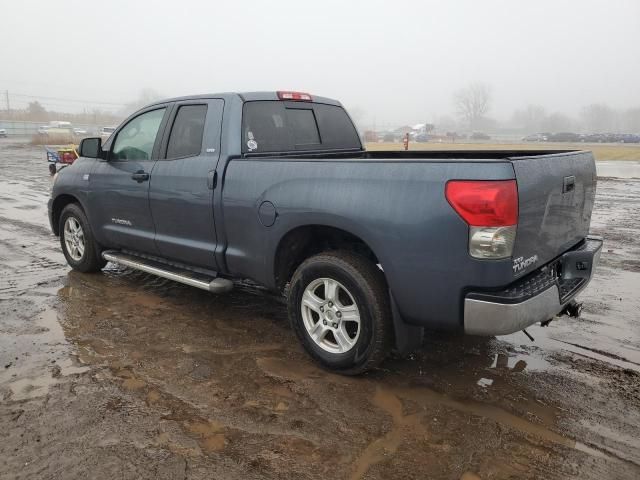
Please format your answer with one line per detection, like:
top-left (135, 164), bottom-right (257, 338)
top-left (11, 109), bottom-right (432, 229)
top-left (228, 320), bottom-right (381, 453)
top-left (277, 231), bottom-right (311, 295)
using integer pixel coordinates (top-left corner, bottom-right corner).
top-left (1, 0), bottom-right (639, 126)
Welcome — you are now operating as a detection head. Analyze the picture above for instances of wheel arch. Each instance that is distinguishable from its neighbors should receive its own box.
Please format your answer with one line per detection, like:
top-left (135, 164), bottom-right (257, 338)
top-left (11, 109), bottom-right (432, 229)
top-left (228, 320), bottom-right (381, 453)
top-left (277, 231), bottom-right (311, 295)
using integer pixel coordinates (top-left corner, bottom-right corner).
top-left (51, 193), bottom-right (86, 236)
top-left (273, 224), bottom-right (382, 292)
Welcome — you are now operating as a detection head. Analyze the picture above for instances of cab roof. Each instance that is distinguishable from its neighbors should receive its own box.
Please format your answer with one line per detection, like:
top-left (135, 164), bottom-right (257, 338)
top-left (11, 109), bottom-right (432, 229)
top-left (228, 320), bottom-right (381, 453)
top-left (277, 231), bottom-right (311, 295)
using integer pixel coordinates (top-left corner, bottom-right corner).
top-left (147, 92), bottom-right (342, 107)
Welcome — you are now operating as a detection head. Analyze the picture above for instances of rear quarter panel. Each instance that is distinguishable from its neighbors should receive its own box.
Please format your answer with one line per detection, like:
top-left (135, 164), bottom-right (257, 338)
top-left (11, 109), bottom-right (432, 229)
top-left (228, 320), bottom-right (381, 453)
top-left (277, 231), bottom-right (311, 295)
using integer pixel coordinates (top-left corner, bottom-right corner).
top-left (222, 158), bottom-right (516, 330)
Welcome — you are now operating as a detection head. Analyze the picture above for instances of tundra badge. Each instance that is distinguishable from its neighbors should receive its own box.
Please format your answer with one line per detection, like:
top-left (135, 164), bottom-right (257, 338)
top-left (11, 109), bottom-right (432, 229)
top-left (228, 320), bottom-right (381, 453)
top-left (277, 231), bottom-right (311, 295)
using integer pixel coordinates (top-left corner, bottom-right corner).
top-left (513, 255), bottom-right (538, 274)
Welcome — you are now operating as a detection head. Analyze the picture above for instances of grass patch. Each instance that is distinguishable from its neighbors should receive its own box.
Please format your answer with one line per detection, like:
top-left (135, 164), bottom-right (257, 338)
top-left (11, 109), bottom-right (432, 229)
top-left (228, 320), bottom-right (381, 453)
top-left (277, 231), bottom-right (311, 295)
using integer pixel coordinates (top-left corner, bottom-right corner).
top-left (365, 142), bottom-right (640, 161)
top-left (30, 134), bottom-right (76, 146)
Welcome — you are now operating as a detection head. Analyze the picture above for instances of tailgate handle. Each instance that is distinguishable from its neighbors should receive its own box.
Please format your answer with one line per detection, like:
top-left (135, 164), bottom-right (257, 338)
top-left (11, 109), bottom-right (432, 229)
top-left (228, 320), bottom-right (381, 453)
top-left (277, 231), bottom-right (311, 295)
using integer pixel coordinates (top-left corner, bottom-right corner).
top-left (563, 175), bottom-right (575, 193)
top-left (207, 170), bottom-right (217, 190)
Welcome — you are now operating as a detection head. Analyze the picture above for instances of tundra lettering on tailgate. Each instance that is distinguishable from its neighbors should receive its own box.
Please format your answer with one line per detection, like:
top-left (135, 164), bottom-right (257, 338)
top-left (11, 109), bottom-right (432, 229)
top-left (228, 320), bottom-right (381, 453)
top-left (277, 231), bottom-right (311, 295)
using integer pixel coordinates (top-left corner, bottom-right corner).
top-left (513, 254), bottom-right (538, 275)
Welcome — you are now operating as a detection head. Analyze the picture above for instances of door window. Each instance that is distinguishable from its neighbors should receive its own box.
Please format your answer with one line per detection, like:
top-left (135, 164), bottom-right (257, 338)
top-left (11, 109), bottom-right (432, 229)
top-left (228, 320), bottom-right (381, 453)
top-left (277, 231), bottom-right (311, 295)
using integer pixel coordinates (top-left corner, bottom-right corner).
top-left (166, 104), bottom-right (208, 159)
top-left (112, 108), bottom-right (166, 161)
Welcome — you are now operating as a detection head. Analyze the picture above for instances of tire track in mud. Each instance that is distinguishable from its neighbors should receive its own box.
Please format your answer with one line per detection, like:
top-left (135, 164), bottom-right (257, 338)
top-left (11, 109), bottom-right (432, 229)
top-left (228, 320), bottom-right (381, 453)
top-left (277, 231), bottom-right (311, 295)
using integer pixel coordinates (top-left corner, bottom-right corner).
top-left (0, 214), bottom-right (53, 238)
top-left (348, 385), bottom-right (640, 479)
top-left (0, 230), bottom-right (66, 300)
top-left (256, 357), bottom-right (640, 479)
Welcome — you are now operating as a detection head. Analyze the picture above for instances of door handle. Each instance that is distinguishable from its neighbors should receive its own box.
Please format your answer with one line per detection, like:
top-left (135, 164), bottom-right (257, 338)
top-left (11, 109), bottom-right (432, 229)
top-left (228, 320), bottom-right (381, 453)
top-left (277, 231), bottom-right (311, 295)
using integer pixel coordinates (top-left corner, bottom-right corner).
top-left (132, 170), bottom-right (149, 183)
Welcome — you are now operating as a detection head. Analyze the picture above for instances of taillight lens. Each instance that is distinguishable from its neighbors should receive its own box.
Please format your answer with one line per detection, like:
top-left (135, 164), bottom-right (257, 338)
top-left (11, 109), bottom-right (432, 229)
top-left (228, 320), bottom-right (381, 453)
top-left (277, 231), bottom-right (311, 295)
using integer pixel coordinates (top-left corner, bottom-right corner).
top-left (446, 180), bottom-right (518, 259)
top-left (445, 180), bottom-right (518, 226)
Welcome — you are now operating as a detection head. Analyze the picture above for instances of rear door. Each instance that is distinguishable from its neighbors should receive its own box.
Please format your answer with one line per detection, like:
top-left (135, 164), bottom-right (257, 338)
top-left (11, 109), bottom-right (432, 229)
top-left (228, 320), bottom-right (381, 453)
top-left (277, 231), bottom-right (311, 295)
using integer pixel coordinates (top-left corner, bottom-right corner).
top-left (88, 106), bottom-right (169, 252)
top-left (148, 99), bottom-right (224, 270)
top-left (511, 151), bottom-right (597, 277)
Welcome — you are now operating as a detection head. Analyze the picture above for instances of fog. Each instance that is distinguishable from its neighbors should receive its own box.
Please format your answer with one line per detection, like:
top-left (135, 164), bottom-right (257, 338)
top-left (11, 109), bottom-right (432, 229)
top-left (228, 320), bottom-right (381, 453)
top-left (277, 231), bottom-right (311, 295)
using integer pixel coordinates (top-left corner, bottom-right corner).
top-left (1, 0), bottom-right (639, 129)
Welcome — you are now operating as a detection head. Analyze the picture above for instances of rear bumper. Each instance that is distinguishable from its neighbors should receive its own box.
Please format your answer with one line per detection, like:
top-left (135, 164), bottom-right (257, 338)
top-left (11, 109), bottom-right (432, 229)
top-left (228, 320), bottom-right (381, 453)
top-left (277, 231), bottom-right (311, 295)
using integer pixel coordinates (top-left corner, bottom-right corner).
top-left (464, 235), bottom-right (603, 336)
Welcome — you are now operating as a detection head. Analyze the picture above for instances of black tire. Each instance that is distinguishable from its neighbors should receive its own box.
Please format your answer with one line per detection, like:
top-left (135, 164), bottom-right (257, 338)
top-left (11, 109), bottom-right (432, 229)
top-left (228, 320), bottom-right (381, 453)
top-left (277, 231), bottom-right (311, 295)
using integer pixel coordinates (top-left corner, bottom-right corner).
top-left (49, 163), bottom-right (56, 175)
top-left (59, 203), bottom-right (106, 273)
top-left (287, 251), bottom-right (393, 375)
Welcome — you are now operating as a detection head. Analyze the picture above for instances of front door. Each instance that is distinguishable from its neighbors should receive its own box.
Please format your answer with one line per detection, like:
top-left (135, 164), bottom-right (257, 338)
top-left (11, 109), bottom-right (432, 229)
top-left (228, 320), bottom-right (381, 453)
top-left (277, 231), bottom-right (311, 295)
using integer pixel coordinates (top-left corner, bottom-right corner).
top-left (148, 99), bottom-right (224, 270)
top-left (88, 106), bottom-right (169, 253)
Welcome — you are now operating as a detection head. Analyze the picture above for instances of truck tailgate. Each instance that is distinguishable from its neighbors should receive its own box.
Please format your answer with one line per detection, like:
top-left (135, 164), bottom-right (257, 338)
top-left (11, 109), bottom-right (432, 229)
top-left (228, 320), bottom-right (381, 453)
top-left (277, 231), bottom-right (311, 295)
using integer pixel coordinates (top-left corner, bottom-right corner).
top-left (511, 151), bottom-right (596, 277)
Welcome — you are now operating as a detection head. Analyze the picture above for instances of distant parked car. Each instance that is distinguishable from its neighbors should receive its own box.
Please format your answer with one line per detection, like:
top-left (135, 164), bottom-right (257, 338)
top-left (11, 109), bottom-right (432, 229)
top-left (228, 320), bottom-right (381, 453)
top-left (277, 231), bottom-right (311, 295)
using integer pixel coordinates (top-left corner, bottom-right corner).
top-left (46, 121), bottom-right (74, 137)
top-left (446, 131), bottom-right (461, 140)
top-left (548, 132), bottom-right (580, 142)
top-left (522, 133), bottom-right (548, 142)
top-left (0, 128), bottom-right (7, 138)
top-left (37, 125), bottom-right (50, 135)
top-left (581, 133), bottom-right (607, 143)
top-left (620, 134), bottom-right (640, 143)
top-left (73, 128), bottom-right (88, 136)
top-left (100, 126), bottom-right (116, 141)
top-left (470, 132), bottom-right (491, 140)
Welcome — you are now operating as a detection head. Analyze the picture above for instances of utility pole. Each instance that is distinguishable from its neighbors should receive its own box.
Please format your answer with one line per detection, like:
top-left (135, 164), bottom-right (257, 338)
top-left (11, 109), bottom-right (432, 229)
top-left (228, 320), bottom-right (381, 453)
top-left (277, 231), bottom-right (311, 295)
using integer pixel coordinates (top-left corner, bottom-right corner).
top-left (4, 90), bottom-right (10, 118)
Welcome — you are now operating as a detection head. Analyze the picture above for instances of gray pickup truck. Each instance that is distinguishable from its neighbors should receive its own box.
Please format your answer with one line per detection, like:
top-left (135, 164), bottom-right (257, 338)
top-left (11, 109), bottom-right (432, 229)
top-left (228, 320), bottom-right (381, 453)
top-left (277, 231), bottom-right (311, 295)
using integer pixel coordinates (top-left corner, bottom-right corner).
top-left (48, 91), bottom-right (602, 374)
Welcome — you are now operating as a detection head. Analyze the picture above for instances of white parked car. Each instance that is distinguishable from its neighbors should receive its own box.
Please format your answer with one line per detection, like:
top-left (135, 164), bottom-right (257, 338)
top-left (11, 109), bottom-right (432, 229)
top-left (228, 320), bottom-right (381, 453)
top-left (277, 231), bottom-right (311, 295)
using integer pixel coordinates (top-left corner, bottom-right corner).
top-left (0, 128), bottom-right (7, 138)
top-left (100, 126), bottom-right (116, 140)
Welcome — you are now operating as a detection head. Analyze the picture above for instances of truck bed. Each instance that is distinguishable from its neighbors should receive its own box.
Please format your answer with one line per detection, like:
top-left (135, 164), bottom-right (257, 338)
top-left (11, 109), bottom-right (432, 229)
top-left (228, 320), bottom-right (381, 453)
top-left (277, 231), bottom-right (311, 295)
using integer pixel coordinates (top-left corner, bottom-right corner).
top-left (224, 149), bottom-right (596, 330)
top-left (243, 149), bottom-right (580, 161)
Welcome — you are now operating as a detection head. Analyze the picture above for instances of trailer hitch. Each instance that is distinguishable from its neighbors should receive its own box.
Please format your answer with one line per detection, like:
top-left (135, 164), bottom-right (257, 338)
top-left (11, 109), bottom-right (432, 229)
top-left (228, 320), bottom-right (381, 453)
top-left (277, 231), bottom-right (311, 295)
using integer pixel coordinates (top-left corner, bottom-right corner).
top-left (523, 300), bottom-right (584, 342)
top-left (559, 300), bottom-right (583, 318)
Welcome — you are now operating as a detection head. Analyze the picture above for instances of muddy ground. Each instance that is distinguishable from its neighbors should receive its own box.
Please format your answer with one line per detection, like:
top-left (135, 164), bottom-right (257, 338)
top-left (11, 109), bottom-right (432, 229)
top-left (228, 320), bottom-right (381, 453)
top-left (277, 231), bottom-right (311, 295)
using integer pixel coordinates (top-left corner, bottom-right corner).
top-left (1, 140), bottom-right (639, 480)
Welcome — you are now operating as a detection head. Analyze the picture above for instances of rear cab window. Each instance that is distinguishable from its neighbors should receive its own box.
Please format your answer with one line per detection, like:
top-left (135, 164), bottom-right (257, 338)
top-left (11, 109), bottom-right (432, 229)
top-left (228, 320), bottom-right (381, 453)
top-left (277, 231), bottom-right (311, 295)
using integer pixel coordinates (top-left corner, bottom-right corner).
top-left (166, 104), bottom-right (208, 159)
top-left (242, 101), bottom-right (361, 154)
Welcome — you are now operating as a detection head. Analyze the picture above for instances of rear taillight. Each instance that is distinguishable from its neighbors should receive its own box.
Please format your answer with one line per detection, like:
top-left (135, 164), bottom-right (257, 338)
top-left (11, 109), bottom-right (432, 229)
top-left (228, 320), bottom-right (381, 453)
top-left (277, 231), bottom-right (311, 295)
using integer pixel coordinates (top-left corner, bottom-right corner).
top-left (277, 91), bottom-right (313, 101)
top-left (445, 180), bottom-right (518, 259)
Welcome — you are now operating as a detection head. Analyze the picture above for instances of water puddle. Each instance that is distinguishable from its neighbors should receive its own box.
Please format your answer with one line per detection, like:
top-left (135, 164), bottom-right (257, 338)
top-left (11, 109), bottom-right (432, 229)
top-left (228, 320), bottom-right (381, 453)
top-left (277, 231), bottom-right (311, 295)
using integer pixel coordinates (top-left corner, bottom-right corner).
top-left (2, 307), bottom-right (88, 400)
top-left (597, 161), bottom-right (640, 179)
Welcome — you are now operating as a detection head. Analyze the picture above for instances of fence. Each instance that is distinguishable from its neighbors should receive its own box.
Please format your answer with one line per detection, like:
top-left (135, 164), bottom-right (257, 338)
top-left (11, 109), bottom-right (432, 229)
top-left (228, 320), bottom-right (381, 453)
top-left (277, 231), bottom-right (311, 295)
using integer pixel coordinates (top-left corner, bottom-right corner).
top-left (0, 120), bottom-right (102, 136)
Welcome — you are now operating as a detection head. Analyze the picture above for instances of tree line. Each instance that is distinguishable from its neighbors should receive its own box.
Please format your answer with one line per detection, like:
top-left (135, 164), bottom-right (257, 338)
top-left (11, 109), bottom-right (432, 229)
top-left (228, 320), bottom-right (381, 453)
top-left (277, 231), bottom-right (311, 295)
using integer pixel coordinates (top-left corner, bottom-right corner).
top-left (453, 82), bottom-right (640, 133)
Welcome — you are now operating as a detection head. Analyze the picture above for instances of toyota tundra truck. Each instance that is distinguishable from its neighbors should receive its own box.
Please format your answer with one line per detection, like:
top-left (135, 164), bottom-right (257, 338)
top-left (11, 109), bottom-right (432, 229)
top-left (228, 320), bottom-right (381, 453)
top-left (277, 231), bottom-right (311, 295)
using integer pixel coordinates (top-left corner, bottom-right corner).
top-left (48, 91), bottom-right (602, 374)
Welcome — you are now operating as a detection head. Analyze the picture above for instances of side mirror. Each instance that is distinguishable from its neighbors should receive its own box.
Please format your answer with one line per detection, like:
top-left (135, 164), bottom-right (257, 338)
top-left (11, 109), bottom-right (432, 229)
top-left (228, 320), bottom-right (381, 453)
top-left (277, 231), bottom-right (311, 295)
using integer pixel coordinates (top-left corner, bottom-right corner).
top-left (79, 137), bottom-right (102, 159)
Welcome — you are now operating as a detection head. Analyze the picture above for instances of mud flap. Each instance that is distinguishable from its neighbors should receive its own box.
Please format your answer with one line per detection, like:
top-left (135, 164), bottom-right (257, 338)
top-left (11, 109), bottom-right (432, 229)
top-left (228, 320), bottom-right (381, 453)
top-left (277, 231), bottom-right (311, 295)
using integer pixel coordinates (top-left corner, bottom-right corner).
top-left (389, 290), bottom-right (424, 355)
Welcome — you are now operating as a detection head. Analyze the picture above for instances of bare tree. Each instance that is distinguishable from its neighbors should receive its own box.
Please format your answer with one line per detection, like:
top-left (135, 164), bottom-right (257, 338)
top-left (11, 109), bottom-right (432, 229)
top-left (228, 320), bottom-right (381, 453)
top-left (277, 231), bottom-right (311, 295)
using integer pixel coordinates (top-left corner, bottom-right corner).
top-left (121, 88), bottom-right (163, 116)
top-left (453, 82), bottom-right (491, 131)
top-left (581, 104), bottom-right (616, 133)
top-left (27, 101), bottom-right (46, 116)
top-left (622, 107), bottom-right (640, 133)
top-left (541, 112), bottom-right (574, 132)
top-left (512, 105), bottom-right (547, 133)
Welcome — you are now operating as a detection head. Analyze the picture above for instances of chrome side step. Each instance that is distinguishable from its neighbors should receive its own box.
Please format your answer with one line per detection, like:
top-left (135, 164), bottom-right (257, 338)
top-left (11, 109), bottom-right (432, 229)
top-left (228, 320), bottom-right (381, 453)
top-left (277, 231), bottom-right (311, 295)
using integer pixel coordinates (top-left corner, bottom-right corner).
top-left (102, 251), bottom-right (233, 293)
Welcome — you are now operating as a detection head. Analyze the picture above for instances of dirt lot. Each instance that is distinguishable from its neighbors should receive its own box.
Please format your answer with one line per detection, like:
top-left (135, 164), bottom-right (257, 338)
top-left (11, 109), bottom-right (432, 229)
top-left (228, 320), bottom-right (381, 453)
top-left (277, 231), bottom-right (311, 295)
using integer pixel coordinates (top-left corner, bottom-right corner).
top-left (1, 140), bottom-right (639, 480)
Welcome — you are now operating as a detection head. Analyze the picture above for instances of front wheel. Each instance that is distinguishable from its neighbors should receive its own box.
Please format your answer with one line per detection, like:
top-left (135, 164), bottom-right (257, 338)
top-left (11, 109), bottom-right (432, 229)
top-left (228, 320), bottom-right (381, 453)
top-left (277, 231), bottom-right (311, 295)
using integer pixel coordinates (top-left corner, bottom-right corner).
top-left (288, 251), bottom-right (393, 375)
top-left (59, 203), bottom-right (106, 272)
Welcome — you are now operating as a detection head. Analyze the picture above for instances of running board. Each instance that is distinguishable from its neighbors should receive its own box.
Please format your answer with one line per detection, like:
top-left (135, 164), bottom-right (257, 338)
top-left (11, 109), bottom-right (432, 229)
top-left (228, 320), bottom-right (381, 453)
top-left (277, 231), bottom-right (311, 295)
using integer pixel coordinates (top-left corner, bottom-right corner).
top-left (102, 251), bottom-right (233, 293)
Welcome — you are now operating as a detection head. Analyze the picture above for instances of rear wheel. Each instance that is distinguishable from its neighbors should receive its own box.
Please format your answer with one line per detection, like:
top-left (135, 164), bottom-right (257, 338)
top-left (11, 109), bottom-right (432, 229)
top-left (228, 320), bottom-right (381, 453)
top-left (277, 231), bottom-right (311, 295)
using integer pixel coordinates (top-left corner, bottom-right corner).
top-left (59, 203), bottom-right (106, 272)
top-left (288, 251), bottom-right (393, 375)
